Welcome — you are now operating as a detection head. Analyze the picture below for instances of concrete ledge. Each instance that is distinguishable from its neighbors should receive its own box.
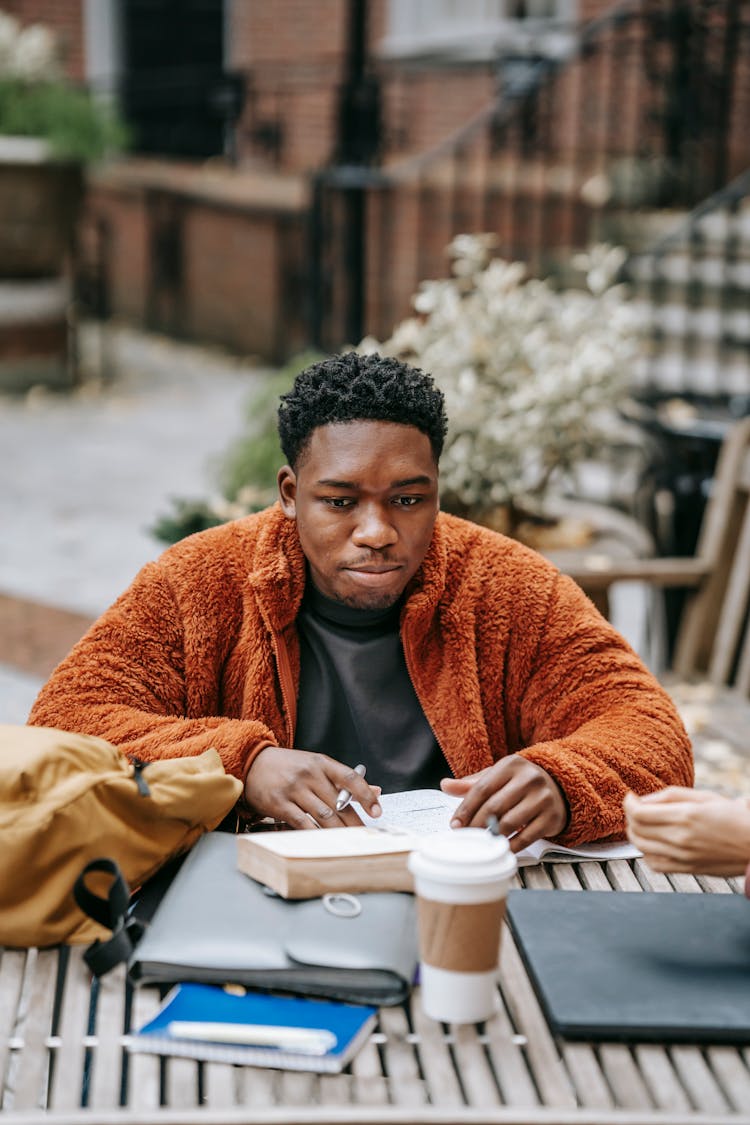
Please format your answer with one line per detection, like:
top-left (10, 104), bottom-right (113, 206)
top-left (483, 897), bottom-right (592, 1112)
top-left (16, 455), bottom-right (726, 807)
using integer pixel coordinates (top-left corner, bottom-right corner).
top-left (0, 278), bottom-right (70, 325)
top-left (0, 279), bottom-right (71, 391)
top-left (89, 157), bottom-right (309, 216)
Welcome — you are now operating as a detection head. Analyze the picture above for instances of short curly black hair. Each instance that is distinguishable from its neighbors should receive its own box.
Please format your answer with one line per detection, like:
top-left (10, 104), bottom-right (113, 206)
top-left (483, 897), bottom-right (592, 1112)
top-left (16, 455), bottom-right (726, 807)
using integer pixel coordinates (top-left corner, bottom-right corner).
top-left (278, 352), bottom-right (448, 467)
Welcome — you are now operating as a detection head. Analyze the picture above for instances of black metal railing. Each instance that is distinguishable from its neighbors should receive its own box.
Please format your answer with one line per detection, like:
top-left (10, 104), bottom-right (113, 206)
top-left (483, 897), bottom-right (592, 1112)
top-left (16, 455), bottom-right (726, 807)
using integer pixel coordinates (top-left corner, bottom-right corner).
top-left (309, 0), bottom-right (750, 382)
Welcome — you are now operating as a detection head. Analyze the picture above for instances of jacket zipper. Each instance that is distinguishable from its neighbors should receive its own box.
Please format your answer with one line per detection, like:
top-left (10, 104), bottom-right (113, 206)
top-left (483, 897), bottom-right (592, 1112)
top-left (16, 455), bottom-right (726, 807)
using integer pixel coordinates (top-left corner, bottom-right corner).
top-left (401, 625), bottom-right (450, 769)
top-left (271, 628), bottom-right (296, 747)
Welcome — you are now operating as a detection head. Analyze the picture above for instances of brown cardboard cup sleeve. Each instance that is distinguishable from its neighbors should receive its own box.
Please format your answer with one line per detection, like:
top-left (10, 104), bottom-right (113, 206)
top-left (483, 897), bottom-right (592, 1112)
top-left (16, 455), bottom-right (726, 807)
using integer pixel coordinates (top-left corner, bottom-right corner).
top-left (417, 897), bottom-right (505, 973)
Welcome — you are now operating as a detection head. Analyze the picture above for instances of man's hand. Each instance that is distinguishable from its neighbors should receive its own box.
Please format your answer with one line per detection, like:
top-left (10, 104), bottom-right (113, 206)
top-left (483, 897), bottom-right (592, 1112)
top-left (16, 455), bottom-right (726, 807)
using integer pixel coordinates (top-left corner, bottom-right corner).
top-left (244, 747), bottom-right (382, 829)
top-left (441, 757), bottom-right (568, 852)
top-left (624, 787), bottom-right (750, 876)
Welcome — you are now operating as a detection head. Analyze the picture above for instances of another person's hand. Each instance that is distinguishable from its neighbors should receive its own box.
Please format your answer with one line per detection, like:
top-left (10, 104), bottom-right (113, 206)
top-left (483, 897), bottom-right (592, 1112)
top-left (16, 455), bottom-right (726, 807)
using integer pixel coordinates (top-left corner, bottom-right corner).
top-left (244, 747), bottom-right (382, 829)
top-left (624, 787), bottom-right (750, 876)
top-left (440, 756), bottom-right (568, 852)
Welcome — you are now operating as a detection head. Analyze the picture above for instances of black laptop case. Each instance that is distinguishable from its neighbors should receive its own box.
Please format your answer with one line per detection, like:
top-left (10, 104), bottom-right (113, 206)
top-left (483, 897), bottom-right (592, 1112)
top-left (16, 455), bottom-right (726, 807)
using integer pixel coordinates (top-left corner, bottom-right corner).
top-left (506, 888), bottom-right (750, 1044)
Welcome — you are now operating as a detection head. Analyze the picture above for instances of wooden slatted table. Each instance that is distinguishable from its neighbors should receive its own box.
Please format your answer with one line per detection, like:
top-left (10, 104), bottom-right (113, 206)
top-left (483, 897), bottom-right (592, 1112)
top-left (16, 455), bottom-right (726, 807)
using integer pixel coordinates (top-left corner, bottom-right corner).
top-left (3, 859), bottom-right (750, 1125)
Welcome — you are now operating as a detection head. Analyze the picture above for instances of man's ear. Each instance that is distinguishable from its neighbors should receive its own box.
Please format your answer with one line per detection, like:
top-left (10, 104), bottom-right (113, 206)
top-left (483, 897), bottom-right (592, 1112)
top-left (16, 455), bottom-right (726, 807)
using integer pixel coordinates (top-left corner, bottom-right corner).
top-left (277, 465), bottom-right (297, 518)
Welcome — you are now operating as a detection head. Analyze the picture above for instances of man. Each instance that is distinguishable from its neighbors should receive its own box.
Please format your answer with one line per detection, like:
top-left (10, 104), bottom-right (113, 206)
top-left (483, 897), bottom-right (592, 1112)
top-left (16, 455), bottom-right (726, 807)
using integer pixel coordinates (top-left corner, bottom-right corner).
top-left (30, 352), bottom-right (692, 851)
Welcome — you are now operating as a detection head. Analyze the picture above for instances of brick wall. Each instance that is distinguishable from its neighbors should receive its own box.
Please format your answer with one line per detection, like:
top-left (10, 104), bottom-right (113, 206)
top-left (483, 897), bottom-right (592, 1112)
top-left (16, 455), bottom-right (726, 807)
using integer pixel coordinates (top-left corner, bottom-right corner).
top-left (183, 206), bottom-right (307, 360)
top-left (83, 183), bottom-right (149, 323)
top-left (381, 68), bottom-right (496, 159)
top-left (10, 0), bottom-right (749, 181)
top-left (230, 0), bottom-right (349, 171)
top-left (10, 0), bottom-right (747, 363)
top-left (82, 165), bottom-right (309, 362)
top-left (230, 0), bottom-right (498, 173)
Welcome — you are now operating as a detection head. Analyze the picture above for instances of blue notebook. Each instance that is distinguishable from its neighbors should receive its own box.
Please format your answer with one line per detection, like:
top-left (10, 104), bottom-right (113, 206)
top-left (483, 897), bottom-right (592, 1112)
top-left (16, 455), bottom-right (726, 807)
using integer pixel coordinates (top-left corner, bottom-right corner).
top-left (122, 983), bottom-right (377, 1072)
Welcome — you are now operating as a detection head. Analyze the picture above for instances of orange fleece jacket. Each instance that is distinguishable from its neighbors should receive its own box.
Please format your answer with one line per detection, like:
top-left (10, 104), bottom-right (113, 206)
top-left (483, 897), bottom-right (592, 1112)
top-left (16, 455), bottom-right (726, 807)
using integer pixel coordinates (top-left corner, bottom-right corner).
top-left (29, 505), bottom-right (692, 845)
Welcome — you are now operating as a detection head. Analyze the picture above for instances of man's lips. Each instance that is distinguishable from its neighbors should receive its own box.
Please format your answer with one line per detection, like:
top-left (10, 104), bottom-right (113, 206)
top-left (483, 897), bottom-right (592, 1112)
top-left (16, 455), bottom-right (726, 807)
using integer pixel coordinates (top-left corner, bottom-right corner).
top-left (344, 564), bottom-right (402, 573)
top-left (341, 563), bottom-right (404, 582)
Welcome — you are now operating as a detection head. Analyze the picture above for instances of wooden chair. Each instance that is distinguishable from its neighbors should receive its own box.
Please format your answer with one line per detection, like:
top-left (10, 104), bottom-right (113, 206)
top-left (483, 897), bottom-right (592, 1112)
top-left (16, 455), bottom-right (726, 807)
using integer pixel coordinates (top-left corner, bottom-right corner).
top-left (561, 417), bottom-right (750, 794)
top-left (562, 415), bottom-right (750, 690)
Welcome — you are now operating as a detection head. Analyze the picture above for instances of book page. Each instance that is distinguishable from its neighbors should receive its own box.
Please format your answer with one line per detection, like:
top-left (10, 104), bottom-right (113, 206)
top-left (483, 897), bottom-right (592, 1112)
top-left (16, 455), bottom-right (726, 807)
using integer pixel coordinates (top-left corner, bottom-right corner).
top-left (353, 789), bottom-right (461, 835)
top-left (354, 790), bottom-right (640, 864)
top-left (515, 837), bottom-right (641, 866)
top-left (240, 826), bottom-right (420, 859)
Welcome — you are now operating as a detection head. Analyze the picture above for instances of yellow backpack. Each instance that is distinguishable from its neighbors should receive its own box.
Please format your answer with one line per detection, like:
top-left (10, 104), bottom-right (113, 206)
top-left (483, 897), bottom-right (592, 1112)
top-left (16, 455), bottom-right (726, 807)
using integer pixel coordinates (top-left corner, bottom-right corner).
top-left (0, 724), bottom-right (243, 948)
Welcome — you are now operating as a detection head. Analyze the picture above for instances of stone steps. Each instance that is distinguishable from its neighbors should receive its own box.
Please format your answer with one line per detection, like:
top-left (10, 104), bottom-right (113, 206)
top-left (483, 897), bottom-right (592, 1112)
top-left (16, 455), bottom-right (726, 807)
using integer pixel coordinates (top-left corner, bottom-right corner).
top-left (619, 198), bottom-right (750, 399)
top-left (632, 352), bottom-right (750, 398)
top-left (627, 254), bottom-right (750, 291)
top-left (632, 300), bottom-right (750, 343)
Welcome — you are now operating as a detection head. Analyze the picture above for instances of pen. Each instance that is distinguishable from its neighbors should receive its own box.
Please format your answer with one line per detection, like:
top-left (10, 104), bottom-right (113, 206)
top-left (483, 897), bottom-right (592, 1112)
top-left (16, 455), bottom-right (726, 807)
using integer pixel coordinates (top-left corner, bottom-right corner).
top-left (335, 763), bottom-right (366, 812)
top-left (167, 1021), bottom-right (336, 1055)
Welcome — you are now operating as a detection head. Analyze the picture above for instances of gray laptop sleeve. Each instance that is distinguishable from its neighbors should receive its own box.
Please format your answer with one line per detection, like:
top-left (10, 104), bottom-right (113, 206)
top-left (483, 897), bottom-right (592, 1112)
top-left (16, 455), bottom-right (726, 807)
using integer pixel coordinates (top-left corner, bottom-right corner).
top-left (129, 832), bottom-right (418, 1005)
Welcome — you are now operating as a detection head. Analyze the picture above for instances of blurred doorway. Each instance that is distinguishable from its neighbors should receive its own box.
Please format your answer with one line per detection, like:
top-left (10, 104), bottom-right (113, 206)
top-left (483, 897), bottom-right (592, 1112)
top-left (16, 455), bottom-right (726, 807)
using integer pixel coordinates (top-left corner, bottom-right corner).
top-left (120, 0), bottom-right (234, 159)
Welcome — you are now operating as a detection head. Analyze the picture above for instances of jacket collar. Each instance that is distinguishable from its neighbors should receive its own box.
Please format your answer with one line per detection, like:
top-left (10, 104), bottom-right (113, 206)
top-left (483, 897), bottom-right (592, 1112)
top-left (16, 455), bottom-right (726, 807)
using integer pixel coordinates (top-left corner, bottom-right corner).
top-left (249, 503), bottom-right (449, 635)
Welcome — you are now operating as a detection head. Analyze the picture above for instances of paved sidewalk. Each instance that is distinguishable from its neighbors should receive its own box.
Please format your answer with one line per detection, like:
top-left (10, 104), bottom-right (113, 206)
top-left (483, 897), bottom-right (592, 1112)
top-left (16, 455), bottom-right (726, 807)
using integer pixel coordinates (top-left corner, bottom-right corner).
top-left (0, 323), bottom-right (270, 722)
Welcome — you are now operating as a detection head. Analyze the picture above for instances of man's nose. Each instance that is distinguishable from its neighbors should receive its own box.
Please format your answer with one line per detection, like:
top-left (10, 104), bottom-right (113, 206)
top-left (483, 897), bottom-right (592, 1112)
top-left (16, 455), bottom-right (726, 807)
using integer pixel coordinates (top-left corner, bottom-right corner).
top-left (352, 505), bottom-right (398, 548)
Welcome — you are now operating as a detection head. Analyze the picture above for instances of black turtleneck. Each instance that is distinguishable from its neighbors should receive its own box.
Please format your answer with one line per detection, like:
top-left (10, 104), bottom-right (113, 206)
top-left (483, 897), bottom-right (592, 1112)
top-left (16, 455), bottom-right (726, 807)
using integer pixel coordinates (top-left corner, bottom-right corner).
top-left (294, 582), bottom-right (445, 794)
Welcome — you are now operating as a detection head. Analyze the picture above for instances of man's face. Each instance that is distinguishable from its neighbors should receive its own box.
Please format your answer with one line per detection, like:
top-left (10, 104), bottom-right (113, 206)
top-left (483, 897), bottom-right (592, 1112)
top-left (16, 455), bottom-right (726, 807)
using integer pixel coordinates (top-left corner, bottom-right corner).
top-left (278, 420), bottom-right (439, 609)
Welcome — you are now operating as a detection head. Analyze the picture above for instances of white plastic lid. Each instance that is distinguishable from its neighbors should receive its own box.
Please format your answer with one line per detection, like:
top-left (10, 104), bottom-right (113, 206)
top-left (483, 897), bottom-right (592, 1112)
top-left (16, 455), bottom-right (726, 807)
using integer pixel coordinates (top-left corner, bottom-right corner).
top-left (408, 828), bottom-right (517, 884)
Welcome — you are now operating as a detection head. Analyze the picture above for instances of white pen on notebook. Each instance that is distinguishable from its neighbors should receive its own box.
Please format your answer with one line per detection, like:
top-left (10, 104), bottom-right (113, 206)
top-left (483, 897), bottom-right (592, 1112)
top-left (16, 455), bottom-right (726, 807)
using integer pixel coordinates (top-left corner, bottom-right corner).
top-left (167, 1021), bottom-right (336, 1055)
top-left (335, 763), bottom-right (366, 812)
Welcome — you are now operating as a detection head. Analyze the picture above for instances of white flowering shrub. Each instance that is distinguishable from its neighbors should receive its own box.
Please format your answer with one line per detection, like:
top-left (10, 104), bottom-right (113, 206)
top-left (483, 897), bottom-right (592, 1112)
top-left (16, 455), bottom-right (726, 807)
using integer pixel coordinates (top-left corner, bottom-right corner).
top-left (0, 12), bottom-right (59, 80)
top-left (360, 235), bottom-right (643, 522)
top-left (0, 9), bottom-right (127, 161)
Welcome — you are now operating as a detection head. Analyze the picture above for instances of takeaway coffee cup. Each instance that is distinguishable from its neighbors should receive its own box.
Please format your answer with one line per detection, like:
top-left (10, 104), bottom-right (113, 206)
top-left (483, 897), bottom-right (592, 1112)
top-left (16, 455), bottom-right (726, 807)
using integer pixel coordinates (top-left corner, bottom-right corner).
top-left (408, 829), bottom-right (517, 1023)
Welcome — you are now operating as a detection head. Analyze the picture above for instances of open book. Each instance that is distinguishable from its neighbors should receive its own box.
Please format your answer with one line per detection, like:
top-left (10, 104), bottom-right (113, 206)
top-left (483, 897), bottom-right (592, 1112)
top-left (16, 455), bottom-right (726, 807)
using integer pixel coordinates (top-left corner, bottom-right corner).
top-left (237, 789), bottom-right (640, 899)
top-left (355, 790), bottom-right (640, 867)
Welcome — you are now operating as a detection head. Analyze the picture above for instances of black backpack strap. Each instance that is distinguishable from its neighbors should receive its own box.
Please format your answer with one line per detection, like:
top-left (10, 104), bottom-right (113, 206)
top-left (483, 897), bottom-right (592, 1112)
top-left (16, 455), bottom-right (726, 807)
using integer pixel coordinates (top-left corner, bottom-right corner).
top-left (73, 858), bottom-right (145, 977)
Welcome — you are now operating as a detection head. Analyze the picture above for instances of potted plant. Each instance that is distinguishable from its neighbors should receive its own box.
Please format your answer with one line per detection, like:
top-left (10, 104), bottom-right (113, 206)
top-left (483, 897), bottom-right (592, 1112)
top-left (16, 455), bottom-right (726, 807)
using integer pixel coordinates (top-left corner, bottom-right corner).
top-left (0, 10), bottom-right (127, 277)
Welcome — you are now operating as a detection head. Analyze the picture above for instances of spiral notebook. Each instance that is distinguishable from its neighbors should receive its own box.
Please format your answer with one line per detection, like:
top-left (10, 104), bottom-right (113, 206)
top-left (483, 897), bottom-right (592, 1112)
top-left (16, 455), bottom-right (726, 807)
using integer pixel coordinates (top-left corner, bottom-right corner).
top-left (122, 982), bottom-right (377, 1072)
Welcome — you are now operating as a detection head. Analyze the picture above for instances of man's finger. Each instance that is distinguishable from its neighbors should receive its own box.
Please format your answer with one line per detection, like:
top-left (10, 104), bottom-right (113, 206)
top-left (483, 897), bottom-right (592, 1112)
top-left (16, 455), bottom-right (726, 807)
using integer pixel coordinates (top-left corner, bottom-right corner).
top-left (506, 814), bottom-right (548, 855)
top-left (337, 805), bottom-right (365, 828)
top-left (449, 764), bottom-right (515, 826)
top-left (304, 777), bottom-right (369, 829)
top-left (335, 767), bottom-right (382, 816)
top-left (441, 770), bottom-right (485, 795)
top-left (458, 765), bottom-right (550, 832)
top-left (459, 779), bottom-right (530, 832)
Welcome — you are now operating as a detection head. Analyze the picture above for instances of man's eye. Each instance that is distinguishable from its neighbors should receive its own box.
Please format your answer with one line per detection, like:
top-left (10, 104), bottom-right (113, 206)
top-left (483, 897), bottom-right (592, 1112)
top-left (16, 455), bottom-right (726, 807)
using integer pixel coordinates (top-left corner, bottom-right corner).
top-left (325, 497), bottom-right (354, 509)
top-left (393, 496), bottom-right (422, 507)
